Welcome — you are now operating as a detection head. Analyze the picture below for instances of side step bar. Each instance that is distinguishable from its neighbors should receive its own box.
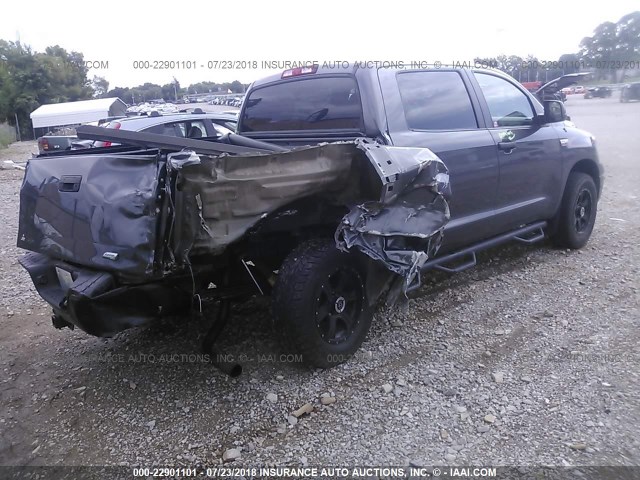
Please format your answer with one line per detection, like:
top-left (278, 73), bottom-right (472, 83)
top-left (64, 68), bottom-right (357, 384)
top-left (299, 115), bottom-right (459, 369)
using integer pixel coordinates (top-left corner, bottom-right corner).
top-left (408, 221), bottom-right (547, 291)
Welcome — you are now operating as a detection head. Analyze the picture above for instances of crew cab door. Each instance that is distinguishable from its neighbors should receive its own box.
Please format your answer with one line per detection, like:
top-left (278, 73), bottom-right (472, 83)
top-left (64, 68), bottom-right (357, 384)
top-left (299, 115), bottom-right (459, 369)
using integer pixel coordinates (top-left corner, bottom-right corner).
top-left (378, 69), bottom-right (499, 251)
top-left (471, 71), bottom-right (563, 230)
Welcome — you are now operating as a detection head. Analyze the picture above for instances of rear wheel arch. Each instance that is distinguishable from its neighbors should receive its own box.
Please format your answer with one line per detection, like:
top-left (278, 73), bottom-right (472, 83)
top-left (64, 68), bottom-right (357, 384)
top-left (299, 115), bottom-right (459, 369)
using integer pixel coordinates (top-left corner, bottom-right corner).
top-left (242, 196), bottom-right (349, 269)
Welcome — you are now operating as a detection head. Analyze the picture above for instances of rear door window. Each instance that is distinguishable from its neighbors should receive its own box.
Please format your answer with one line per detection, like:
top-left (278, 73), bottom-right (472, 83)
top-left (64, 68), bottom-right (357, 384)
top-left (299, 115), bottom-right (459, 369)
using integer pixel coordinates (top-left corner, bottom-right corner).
top-left (396, 71), bottom-right (478, 130)
top-left (240, 77), bottom-right (362, 132)
top-left (184, 121), bottom-right (207, 138)
top-left (143, 122), bottom-right (184, 137)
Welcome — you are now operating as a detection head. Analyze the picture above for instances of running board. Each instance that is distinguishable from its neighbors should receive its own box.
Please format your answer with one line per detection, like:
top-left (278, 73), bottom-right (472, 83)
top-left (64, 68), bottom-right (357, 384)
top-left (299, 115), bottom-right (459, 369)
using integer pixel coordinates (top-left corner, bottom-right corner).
top-left (408, 221), bottom-right (548, 292)
top-left (513, 225), bottom-right (546, 244)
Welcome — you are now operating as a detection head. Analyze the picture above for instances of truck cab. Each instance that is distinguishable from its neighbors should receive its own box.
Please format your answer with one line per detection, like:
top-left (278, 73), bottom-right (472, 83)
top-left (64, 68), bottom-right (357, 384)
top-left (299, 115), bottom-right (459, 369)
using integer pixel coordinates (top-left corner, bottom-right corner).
top-left (238, 65), bottom-right (602, 252)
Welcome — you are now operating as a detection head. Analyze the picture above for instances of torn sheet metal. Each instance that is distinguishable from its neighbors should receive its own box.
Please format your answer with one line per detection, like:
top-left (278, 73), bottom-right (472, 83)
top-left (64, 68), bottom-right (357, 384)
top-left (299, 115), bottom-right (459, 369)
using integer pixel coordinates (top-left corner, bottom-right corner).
top-left (335, 142), bottom-right (451, 298)
top-left (172, 140), bottom-right (449, 295)
top-left (172, 142), bottom-right (356, 259)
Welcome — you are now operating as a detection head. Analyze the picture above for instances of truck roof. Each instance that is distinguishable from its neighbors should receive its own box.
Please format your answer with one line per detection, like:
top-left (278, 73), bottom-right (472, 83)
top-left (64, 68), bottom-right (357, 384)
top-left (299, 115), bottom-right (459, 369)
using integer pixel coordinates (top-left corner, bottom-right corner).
top-left (250, 64), bottom-right (360, 88)
top-left (250, 64), bottom-right (520, 88)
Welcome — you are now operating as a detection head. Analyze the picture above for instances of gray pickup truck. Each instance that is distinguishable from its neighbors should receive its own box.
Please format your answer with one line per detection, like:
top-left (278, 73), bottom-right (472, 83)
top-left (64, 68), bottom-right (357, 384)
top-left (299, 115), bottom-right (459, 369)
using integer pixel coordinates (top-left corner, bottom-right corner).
top-left (17, 65), bottom-right (602, 373)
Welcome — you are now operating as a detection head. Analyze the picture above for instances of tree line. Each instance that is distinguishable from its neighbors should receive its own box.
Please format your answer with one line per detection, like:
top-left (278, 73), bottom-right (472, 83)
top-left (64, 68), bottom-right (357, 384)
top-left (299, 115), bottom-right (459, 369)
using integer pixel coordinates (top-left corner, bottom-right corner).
top-left (0, 41), bottom-right (248, 138)
top-left (104, 80), bottom-right (248, 105)
top-left (1, 10), bottom-right (638, 140)
top-left (473, 11), bottom-right (638, 84)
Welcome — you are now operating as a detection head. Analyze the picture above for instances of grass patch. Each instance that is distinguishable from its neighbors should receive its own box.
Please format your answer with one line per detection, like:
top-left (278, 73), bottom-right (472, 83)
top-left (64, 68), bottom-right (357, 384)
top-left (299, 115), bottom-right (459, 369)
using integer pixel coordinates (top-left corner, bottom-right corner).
top-left (0, 123), bottom-right (17, 149)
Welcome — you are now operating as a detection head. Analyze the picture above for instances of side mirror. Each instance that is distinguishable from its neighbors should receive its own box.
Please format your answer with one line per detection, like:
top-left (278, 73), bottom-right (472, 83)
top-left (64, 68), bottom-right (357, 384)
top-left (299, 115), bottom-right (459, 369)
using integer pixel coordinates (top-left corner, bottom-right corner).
top-left (543, 100), bottom-right (567, 123)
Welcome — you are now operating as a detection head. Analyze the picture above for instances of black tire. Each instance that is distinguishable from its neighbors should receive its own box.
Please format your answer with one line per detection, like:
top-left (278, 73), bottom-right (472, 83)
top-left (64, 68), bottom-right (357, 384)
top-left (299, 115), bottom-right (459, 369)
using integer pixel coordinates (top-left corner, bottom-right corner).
top-left (550, 172), bottom-right (598, 249)
top-left (272, 239), bottom-right (373, 368)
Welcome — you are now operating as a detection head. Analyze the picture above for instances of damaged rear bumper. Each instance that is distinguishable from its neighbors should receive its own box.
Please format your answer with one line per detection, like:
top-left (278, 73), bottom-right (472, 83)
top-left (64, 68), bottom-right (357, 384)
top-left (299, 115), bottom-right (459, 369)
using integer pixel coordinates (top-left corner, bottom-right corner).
top-left (19, 252), bottom-right (189, 337)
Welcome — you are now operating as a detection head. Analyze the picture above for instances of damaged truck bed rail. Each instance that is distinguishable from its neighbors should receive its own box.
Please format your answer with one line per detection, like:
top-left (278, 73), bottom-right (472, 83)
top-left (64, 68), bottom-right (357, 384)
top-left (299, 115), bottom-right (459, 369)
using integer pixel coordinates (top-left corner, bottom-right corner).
top-left (17, 126), bottom-right (451, 369)
top-left (75, 124), bottom-right (289, 155)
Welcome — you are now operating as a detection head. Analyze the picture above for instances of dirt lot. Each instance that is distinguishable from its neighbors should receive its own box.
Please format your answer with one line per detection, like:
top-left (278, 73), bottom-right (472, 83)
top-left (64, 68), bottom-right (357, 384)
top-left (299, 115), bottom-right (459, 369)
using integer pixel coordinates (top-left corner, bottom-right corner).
top-left (1, 96), bottom-right (639, 469)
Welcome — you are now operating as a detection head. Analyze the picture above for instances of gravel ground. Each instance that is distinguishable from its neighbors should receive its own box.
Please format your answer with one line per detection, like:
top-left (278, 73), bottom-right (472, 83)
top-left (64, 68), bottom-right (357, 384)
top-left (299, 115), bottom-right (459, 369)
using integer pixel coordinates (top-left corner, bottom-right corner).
top-left (1, 96), bottom-right (639, 469)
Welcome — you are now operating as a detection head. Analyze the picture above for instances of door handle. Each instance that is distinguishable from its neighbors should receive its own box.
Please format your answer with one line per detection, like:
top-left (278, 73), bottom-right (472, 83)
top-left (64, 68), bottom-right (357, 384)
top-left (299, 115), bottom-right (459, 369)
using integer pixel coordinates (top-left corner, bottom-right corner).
top-left (59, 175), bottom-right (82, 192)
top-left (498, 142), bottom-right (517, 153)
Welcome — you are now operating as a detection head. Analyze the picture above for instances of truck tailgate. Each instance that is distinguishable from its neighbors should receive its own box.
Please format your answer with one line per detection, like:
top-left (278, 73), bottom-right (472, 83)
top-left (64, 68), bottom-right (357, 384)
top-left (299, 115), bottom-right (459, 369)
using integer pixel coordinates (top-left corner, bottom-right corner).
top-left (17, 152), bottom-right (165, 278)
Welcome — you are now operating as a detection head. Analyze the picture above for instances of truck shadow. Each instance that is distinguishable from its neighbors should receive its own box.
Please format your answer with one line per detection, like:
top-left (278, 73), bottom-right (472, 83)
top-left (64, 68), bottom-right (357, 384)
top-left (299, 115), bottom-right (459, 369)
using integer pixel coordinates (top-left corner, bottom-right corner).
top-left (93, 238), bottom-right (560, 381)
top-left (411, 239), bottom-right (559, 301)
top-left (10, 238), bottom-right (576, 466)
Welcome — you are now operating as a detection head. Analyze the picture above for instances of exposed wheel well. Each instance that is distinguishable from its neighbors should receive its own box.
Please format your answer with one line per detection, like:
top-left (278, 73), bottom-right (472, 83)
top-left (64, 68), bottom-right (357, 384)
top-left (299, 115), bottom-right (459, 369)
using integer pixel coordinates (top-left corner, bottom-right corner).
top-left (570, 159), bottom-right (601, 199)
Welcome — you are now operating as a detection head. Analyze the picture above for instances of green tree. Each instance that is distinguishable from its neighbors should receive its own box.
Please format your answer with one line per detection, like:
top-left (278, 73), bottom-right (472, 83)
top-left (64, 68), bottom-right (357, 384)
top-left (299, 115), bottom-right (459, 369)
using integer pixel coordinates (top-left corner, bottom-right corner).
top-left (229, 80), bottom-right (244, 93)
top-left (559, 53), bottom-right (581, 74)
top-left (580, 12), bottom-right (640, 81)
top-left (187, 81), bottom-right (219, 94)
top-left (106, 86), bottom-right (132, 103)
top-left (615, 11), bottom-right (640, 81)
top-left (0, 40), bottom-right (93, 137)
top-left (91, 76), bottom-right (109, 97)
top-left (132, 83), bottom-right (163, 101)
top-left (161, 79), bottom-right (182, 101)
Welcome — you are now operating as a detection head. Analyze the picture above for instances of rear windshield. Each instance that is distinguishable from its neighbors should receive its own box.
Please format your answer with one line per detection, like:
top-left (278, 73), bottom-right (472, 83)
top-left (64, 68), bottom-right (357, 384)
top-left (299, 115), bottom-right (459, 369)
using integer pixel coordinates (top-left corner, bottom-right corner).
top-left (239, 76), bottom-right (363, 132)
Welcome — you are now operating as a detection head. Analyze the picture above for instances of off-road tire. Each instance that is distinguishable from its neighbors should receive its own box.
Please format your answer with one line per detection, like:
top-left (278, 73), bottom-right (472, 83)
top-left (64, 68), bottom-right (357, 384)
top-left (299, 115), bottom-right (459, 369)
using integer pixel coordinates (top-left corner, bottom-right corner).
top-left (272, 239), bottom-right (373, 368)
top-left (550, 172), bottom-right (598, 249)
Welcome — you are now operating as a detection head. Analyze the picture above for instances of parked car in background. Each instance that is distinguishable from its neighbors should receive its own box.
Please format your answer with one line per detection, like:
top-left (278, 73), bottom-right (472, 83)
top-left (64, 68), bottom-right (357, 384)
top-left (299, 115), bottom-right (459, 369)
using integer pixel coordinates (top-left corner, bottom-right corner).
top-left (584, 86), bottom-right (612, 99)
top-left (620, 82), bottom-right (640, 103)
top-left (93, 110), bottom-right (238, 147)
top-left (36, 135), bottom-right (92, 154)
top-left (98, 116), bottom-right (126, 126)
top-left (534, 72), bottom-right (588, 103)
top-left (573, 86), bottom-right (586, 94)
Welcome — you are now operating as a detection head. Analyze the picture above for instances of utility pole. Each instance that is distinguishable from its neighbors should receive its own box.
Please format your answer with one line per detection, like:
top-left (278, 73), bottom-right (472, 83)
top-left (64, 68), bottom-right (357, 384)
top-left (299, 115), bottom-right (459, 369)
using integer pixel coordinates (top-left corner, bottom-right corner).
top-left (15, 113), bottom-right (21, 142)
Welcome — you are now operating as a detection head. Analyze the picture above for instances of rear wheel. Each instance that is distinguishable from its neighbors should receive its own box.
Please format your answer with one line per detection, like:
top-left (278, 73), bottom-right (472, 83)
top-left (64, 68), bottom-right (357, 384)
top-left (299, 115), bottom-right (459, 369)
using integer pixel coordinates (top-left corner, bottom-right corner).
top-left (272, 239), bottom-right (373, 368)
top-left (550, 172), bottom-right (598, 249)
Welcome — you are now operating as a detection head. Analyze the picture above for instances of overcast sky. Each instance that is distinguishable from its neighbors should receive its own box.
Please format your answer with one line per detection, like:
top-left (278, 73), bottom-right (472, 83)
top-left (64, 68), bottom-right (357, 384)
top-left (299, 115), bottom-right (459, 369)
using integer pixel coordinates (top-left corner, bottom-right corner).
top-left (2, 1), bottom-right (638, 89)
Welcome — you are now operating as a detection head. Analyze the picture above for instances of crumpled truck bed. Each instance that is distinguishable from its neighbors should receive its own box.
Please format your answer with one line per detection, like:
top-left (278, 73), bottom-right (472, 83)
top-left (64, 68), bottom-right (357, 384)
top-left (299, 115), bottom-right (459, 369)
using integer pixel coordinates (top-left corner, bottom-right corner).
top-left (169, 140), bottom-right (450, 293)
top-left (18, 130), bottom-right (450, 297)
